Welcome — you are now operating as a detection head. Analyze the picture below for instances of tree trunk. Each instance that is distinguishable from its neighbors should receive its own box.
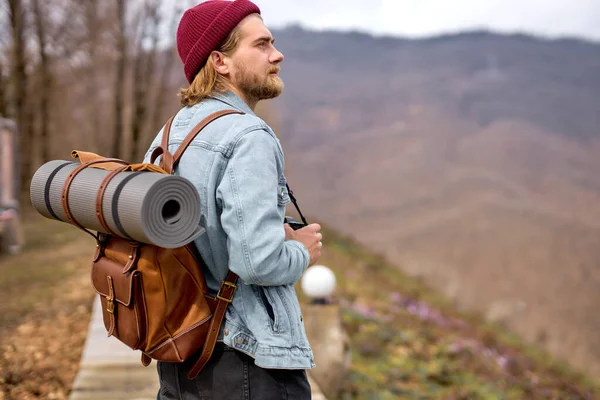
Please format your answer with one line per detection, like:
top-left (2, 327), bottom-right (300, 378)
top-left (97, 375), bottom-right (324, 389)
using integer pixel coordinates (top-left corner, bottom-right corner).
top-left (8, 0), bottom-right (31, 189)
top-left (148, 46), bottom-right (174, 139)
top-left (85, 0), bottom-right (102, 152)
top-left (113, 0), bottom-right (127, 159)
top-left (149, 2), bottom-right (182, 139)
top-left (130, 0), bottom-right (160, 161)
top-left (0, 61), bottom-right (7, 117)
top-left (32, 0), bottom-right (51, 163)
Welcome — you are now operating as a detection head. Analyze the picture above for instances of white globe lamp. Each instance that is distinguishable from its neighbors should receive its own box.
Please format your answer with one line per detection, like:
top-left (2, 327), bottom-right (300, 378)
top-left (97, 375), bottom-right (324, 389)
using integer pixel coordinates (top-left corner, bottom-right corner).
top-left (301, 265), bottom-right (336, 304)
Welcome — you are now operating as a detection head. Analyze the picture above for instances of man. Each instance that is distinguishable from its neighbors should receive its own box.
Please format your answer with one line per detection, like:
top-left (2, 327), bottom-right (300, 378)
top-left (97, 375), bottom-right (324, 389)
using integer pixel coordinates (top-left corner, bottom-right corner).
top-left (143, 1), bottom-right (322, 398)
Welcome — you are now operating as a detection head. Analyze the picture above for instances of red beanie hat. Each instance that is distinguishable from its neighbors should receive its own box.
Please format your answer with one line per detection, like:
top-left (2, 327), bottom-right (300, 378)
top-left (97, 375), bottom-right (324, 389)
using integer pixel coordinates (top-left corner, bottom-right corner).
top-left (177, 0), bottom-right (261, 84)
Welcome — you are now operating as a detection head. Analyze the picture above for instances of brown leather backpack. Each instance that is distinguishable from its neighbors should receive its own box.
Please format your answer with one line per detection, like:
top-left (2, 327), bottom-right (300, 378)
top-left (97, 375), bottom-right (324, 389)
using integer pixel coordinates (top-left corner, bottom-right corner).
top-left (62, 110), bottom-right (241, 379)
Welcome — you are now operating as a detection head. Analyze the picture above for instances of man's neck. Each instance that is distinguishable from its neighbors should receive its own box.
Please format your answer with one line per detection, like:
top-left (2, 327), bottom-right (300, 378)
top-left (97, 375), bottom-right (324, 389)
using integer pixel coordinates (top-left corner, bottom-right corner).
top-left (226, 85), bottom-right (257, 111)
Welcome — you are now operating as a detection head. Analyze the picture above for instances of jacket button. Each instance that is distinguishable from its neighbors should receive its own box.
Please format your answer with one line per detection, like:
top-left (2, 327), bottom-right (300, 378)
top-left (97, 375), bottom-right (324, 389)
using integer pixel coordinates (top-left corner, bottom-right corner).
top-left (237, 337), bottom-right (243, 345)
top-left (224, 329), bottom-right (229, 336)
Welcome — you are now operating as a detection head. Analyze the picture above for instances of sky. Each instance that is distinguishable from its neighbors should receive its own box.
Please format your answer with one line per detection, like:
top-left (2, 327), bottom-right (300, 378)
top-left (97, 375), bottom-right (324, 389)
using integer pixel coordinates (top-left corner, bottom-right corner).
top-left (251, 0), bottom-right (600, 42)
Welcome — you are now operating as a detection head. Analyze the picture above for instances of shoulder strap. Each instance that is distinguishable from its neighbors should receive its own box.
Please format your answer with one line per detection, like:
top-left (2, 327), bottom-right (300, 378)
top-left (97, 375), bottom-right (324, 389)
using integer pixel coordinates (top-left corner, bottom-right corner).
top-left (151, 109), bottom-right (243, 174)
top-left (158, 116), bottom-right (175, 172)
top-left (172, 109), bottom-right (243, 170)
top-left (150, 109), bottom-right (244, 378)
top-left (187, 270), bottom-right (238, 379)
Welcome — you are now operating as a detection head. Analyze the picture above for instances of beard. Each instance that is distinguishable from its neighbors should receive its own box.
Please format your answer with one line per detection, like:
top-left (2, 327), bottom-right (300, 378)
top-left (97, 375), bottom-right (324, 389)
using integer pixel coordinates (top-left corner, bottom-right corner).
top-left (234, 64), bottom-right (284, 101)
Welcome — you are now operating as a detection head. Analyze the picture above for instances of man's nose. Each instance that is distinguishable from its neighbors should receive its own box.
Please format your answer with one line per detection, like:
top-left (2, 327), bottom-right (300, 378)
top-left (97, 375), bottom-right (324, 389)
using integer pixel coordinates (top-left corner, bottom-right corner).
top-left (270, 46), bottom-right (284, 64)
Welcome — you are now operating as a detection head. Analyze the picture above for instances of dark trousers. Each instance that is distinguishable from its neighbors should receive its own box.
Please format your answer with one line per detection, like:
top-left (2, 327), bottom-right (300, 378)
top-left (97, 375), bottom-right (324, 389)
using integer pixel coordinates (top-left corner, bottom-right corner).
top-left (156, 343), bottom-right (312, 400)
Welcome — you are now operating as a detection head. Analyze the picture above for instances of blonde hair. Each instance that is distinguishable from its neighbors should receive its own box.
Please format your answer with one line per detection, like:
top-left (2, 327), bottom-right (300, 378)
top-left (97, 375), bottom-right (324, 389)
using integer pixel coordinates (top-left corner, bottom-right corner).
top-left (178, 26), bottom-right (243, 107)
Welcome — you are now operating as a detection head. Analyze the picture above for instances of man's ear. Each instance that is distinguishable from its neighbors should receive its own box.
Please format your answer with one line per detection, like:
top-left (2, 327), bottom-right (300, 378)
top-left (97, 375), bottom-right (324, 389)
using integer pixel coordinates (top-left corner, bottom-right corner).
top-left (210, 51), bottom-right (229, 75)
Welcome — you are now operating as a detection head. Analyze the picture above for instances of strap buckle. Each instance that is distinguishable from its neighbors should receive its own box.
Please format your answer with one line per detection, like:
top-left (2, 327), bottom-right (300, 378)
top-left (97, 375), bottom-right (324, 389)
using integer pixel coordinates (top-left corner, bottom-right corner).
top-left (216, 280), bottom-right (237, 303)
top-left (106, 295), bottom-right (115, 313)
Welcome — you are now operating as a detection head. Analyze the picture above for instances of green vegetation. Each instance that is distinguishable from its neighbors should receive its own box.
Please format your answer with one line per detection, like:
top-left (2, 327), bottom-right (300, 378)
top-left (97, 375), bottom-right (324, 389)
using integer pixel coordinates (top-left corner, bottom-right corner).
top-left (309, 224), bottom-right (599, 399)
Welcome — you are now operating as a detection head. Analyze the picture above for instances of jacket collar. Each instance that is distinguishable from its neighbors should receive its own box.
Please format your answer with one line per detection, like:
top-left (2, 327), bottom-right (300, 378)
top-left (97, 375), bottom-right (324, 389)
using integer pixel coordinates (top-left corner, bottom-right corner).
top-left (210, 91), bottom-right (255, 116)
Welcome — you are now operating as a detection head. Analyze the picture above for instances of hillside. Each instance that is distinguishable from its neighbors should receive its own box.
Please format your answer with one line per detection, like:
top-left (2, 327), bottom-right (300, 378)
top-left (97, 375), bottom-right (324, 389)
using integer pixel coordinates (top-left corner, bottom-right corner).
top-left (268, 28), bottom-right (600, 378)
top-left (1, 210), bottom-right (598, 399)
top-left (317, 224), bottom-right (599, 399)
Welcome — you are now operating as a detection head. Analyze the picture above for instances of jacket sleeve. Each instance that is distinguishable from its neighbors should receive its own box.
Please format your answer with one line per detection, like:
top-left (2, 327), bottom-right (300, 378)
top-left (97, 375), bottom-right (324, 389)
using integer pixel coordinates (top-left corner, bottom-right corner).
top-left (216, 129), bottom-right (310, 286)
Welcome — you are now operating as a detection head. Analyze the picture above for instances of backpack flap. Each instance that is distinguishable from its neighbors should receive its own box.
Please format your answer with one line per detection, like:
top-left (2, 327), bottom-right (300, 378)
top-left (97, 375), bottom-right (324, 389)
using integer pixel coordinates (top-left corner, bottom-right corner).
top-left (71, 149), bottom-right (168, 174)
top-left (91, 255), bottom-right (136, 307)
top-left (90, 238), bottom-right (148, 350)
top-left (71, 150), bottom-right (130, 171)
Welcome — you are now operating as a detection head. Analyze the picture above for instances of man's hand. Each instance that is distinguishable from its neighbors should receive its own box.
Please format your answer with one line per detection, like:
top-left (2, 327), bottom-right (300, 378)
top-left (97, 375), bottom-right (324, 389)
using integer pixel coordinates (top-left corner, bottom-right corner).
top-left (284, 223), bottom-right (322, 266)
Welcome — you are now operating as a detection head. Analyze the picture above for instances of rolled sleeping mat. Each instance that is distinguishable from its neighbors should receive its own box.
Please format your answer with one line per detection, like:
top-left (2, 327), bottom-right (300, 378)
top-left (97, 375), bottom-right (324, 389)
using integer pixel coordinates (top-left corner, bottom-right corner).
top-left (29, 160), bottom-right (204, 248)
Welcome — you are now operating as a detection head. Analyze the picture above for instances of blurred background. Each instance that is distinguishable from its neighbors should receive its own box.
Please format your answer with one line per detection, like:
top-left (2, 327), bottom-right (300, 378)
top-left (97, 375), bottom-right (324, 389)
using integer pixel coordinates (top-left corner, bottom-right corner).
top-left (1, 0), bottom-right (599, 399)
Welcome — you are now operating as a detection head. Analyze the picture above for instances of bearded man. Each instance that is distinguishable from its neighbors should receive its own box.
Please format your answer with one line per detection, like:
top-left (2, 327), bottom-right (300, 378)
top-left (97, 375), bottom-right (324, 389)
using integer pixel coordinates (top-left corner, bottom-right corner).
top-left (143, 1), bottom-right (322, 399)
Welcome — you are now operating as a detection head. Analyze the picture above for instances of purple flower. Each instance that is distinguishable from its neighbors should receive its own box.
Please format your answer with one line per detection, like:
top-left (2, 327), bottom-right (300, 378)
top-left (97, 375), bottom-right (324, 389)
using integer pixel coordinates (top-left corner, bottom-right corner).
top-left (449, 342), bottom-right (464, 353)
top-left (497, 355), bottom-right (508, 368)
top-left (352, 303), bottom-right (377, 319)
top-left (389, 292), bottom-right (405, 304)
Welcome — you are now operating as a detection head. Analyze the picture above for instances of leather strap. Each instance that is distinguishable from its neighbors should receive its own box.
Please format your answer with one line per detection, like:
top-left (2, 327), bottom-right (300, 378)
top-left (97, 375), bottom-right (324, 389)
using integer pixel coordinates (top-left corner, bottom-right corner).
top-left (152, 109), bottom-right (243, 378)
top-left (95, 165), bottom-right (129, 235)
top-left (187, 270), bottom-right (239, 379)
top-left (155, 116), bottom-right (175, 172)
top-left (141, 353), bottom-right (152, 367)
top-left (171, 110), bottom-right (242, 174)
top-left (183, 110), bottom-right (246, 379)
top-left (153, 110), bottom-right (243, 175)
top-left (106, 275), bottom-right (116, 336)
top-left (62, 158), bottom-right (129, 240)
top-left (161, 116), bottom-right (174, 149)
top-left (149, 146), bottom-right (167, 166)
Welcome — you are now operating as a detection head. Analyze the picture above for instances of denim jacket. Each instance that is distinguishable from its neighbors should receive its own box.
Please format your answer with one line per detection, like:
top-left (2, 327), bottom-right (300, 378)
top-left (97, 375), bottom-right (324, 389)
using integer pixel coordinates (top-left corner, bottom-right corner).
top-left (143, 92), bottom-right (315, 370)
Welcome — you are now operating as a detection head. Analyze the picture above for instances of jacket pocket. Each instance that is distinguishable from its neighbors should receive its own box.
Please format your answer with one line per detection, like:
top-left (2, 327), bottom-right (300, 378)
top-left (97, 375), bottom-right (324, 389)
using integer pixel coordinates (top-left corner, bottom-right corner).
top-left (255, 286), bottom-right (280, 333)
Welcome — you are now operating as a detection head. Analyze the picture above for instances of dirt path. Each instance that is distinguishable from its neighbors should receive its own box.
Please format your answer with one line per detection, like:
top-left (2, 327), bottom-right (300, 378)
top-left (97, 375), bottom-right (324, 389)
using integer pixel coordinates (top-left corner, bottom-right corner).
top-left (0, 213), bottom-right (96, 400)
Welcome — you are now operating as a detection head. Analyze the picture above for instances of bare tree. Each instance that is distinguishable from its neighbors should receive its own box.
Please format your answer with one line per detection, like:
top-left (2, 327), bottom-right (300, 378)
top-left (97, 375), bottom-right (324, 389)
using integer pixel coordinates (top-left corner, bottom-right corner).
top-left (50, 1), bottom-right (92, 65)
top-left (148, 2), bottom-right (183, 140)
top-left (0, 60), bottom-right (6, 117)
top-left (130, 0), bottom-right (161, 161)
top-left (0, 2), bottom-right (11, 118)
top-left (32, 0), bottom-right (51, 163)
top-left (83, 0), bottom-right (104, 152)
top-left (7, 0), bottom-right (30, 188)
top-left (112, 0), bottom-right (127, 159)
top-left (1, 0), bottom-right (189, 180)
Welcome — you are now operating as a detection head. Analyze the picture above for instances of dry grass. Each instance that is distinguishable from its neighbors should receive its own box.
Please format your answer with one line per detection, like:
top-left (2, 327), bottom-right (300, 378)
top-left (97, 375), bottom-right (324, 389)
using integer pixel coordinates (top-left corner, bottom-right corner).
top-left (0, 210), bottom-right (96, 400)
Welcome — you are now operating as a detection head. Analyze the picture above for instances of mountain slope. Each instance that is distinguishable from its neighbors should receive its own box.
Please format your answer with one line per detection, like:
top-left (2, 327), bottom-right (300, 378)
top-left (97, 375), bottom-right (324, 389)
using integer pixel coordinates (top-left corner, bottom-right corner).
top-left (271, 28), bottom-right (600, 378)
top-left (316, 224), bottom-right (599, 399)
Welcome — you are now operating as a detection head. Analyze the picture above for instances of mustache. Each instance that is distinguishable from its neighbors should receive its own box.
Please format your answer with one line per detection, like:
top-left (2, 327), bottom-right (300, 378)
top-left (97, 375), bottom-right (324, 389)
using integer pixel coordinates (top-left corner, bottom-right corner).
top-left (267, 66), bottom-right (281, 74)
